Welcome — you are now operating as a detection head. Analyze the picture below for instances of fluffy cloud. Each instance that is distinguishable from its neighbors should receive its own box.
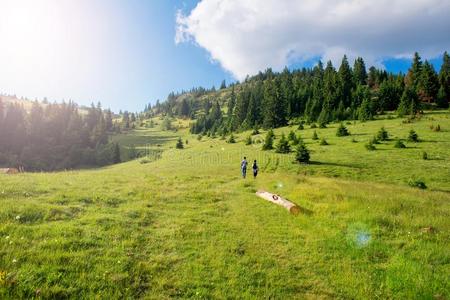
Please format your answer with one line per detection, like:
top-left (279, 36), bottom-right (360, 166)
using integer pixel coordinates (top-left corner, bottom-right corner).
top-left (176, 0), bottom-right (450, 79)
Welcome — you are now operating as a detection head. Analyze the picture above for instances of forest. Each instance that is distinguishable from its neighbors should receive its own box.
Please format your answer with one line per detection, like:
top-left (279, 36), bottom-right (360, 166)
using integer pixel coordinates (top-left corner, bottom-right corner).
top-left (147, 52), bottom-right (449, 136)
top-left (0, 101), bottom-right (120, 171)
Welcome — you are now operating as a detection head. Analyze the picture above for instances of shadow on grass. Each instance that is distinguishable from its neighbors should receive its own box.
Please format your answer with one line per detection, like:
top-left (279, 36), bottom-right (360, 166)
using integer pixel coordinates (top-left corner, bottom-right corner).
top-left (308, 161), bottom-right (362, 169)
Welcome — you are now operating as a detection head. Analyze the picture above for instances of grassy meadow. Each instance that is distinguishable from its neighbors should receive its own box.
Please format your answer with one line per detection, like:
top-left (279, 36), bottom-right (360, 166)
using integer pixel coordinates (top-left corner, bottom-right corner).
top-left (1, 111), bottom-right (449, 298)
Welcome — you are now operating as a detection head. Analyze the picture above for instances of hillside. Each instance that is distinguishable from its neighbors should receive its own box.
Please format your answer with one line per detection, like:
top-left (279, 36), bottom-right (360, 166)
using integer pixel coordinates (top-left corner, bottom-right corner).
top-left (1, 111), bottom-right (449, 298)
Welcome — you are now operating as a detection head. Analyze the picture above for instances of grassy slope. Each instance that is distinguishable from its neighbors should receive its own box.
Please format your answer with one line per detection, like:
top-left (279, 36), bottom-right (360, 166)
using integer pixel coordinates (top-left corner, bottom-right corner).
top-left (0, 112), bottom-right (449, 299)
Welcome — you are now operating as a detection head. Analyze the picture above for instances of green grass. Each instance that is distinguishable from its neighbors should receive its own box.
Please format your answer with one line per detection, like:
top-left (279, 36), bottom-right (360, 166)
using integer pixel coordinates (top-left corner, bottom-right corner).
top-left (1, 112), bottom-right (449, 298)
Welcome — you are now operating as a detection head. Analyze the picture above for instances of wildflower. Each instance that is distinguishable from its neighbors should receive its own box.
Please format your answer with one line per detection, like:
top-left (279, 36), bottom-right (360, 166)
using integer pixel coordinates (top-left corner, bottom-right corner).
top-left (15, 215), bottom-right (21, 220)
top-left (12, 259), bottom-right (17, 263)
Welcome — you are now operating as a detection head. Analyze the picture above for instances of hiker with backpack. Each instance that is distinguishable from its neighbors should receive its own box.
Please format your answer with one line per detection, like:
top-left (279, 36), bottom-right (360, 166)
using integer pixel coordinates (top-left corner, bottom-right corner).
top-left (252, 160), bottom-right (259, 179)
top-left (241, 157), bottom-right (248, 178)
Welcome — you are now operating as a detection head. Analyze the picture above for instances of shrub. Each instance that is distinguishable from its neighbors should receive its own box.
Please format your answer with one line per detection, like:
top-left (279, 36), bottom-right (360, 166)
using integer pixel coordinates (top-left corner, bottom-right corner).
top-left (319, 138), bottom-right (329, 146)
top-left (227, 134), bottom-right (236, 144)
top-left (394, 139), bottom-right (406, 148)
top-left (407, 130), bottom-right (419, 142)
top-left (433, 124), bottom-right (441, 132)
top-left (312, 130), bottom-right (319, 140)
top-left (422, 151), bottom-right (428, 160)
top-left (376, 127), bottom-right (389, 141)
top-left (176, 137), bottom-right (184, 149)
top-left (245, 135), bottom-right (252, 145)
top-left (295, 143), bottom-right (310, 163)
top-left (275, 133), bottom-right (291, 153)
top-left (351, 138), bottom-right (358, 143)
top-left (365, 141), bottom-right (376, 151)
top-left (298, 123), bottom-right (304, 130)
top-left (336, 123), bottom-right (350, 137)
top-left (310, 123), bottom-right (317, 129)
top-left (262, 129), bottom-right (275, 150)
top-left (197, 134), bottom-right (202, 141)
top-left (319, 122), bottom-right (327, 128)
top-left (408, 178), bottom-right (427, 189)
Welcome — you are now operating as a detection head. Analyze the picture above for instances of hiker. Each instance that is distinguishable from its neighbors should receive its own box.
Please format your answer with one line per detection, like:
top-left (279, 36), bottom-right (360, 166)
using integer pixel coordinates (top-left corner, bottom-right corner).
top-left (252, 160), bottom-right (259, 178)
top-left (241, 157), bottom-right (248, 178)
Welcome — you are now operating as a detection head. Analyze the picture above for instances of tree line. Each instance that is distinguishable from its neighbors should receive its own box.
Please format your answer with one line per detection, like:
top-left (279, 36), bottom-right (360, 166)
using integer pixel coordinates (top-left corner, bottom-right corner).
top-left (149, 52), bottom-right (449, 136)
top-left (0, 100), bottom-right (121, 171)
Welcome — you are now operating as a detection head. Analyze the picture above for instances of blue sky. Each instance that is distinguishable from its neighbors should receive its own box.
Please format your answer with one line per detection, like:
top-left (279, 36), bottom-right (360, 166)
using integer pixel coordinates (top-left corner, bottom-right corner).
top-left (0, 0), bottom-right (448, 112)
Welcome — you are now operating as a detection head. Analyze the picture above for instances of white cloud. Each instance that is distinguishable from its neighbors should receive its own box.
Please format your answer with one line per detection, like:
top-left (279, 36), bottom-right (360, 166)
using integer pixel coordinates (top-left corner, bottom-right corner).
top-left (176, 0), bottom-right (450, 79)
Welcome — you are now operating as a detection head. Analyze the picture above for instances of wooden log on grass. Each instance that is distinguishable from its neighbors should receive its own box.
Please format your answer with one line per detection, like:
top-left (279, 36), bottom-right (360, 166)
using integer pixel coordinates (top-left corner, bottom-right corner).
top-left (256, 190), bottom-right (301, 215)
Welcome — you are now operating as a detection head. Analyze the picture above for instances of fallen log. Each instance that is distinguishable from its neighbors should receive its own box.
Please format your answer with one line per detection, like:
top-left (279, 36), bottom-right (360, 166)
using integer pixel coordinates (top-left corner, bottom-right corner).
top-left (256, 190), bottom-right (301, 215)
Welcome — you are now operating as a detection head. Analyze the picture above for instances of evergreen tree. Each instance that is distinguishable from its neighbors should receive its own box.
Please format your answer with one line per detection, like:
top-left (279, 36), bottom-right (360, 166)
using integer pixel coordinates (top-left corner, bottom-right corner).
top-left (397, 87), bottom-right (420, 116)
top-left (407, 130), bottom-right (419, 142)
top-left (113, 143), bottom-right (121, 163)
top-left (105, 109), bottom-right (113, 131)
top-left (338, 55), bottom-right (353, 107)
top-left (176, 137), bottom-right (184, 149)
top-left (227, 133), bottom-right (236, 144)
top-left (336, 123), bottom-right (350, 136)
top-left (418, 61), bottom-right (439, 103)
top-left (439, 51), bottom-right (450, 102)
top-left (319, 138), bottom-right (329, 145)
top-left (262, 129), bottom-right (274, 150)
top-left (220, 80), bottom-right (227, 89)
top-left (312, 130), bottom-right (319, 140)
top-left (436, 85), bottom-right (449, 108)
top-left (394, 139), bottom-right (406, 148)
top-left (376, 127), bottom-right (389, 141)
top-left (275, 133), bottom-right (291, 153)
top-left (378, 79), bottom-right (403, 111)
top-left (408, 52), bottom-right (423, 89)
top-left (353, 57), bottom-right (367, 86)
top-left (245, 135), bottom-right (252, 145)
top-left (295, 143), bottom-right (310, 163)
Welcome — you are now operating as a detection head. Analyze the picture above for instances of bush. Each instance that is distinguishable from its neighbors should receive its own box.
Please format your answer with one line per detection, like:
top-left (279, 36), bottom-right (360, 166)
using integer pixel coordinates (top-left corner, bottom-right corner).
top-left (298, 123), bottom-right (304, 130)
top-left (394, 139), bottom-right (406, 148)
top-left (319, 122), bottom-right (327, 128)
top-left (312, 130), bottom-right (319, 140)
top-left (319, 138), bottom-right (329, 145)
top-left (288, 130), bottom-right (296, 142)
top-left (227, 134), bottom-right (236, 144)
top-left (365, 141), bottom-right (376, 151)
top-left (295, 143), bottom-right (310, 163)
top-left (252, 126), bottom-right (260, 135)
top-left (176, 137), bottom-right (184, 149)
top-left (336, 123), bottom-right (350, 137)
top-left (351, 138), bottom-right (358, 143)
top-left (197, 134), bottom-right (202, 141)
top-left (408, 178), bottom-right (427, 189)
top-left (245, 135), bottom-right (252, 145)
top-left (376, 127), bottom-right (389, 141)
top-left (262, 129), bottom-right (275, 150)
top-left (310, 123), bottom-right (317, 129)
top-left (422, 151), bottom-right (428, 160)
top-left (407, 130), bottom-right (419, 142)
top-left (275, 133), bottom-right (291, 153)
top-left (433, 124), bottom-right (441, 132)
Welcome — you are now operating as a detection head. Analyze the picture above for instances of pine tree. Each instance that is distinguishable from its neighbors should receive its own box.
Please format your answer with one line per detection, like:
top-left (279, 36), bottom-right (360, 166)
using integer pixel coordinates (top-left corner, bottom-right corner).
top-left (394, 139), bottom-right (406, 148)
top-left (436, 85), bottom-right (449, 108)
top-left (418, 61), bottom-right (439, 103)
top-left (319, 138), bottom-right (329, 145)
top-left (409, 52), bottom-right (423, 89)
top-left (295, 143), bottom-right (310, 163)
top-left (275, 133), bottom-right (291, 153)
top-left (312, 130), bottom-right (319, 140)
top-left (407, 130), bottom-right (419, 142)
top-left (338, 55), bottom-right (353, 107)
top-left (220, 80), bottom-right (227, 89)
top-left (288, 130), bottom-right (296, 142)
top-left (438, 51), bottom-right (450, 105)
top-left (227, 133), bottom-right (236, 144)
top-left (353, 57), bottom-right (367, 86)
top-left (336, 123), bottom-right (350, 137)
top-left (376, 127), bottom-right (389, 141)
top-left (176, 137), bottom-right (184, 149)
top-left (397, 87), bottom-right (420, 117)
top-left (262, 129), bottom-right (274, 150)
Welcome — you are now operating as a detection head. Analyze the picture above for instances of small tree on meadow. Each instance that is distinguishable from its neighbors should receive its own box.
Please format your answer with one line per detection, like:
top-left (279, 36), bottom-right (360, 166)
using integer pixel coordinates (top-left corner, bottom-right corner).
top-left (365, 140), bottom-right (376, 151)
top-left (262, 129), bottom-right (275, 150)
top-left (288, 130), bottom-right (296, 142)
top-left (394, 139), bottom-right (406, 148)
top-left (336, 123), bottom-right (350, 137)
top-left (275, 133), bottom-right (291, 153)
top-left (245, 135), bottom-right (252, 145)
top-left (407, 130), bottom-right (419, 142)
top-left (295, 143), bottom-right (310, 163)
top-left (176, 137), bottom-right (184, 149)
top-left (376, 127), bottom-right (389, 141)
top-left (319, 138), bottom-right (329, 145)
top-left (312, 130), bottom-right (319, 140)
top-left (227, 133), bottom-right (236, 143)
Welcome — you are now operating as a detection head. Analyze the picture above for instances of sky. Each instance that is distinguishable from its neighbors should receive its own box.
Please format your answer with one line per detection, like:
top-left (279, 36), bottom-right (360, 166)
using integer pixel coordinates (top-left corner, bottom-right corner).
top-left (0, 0), bottom-right (449, 112)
